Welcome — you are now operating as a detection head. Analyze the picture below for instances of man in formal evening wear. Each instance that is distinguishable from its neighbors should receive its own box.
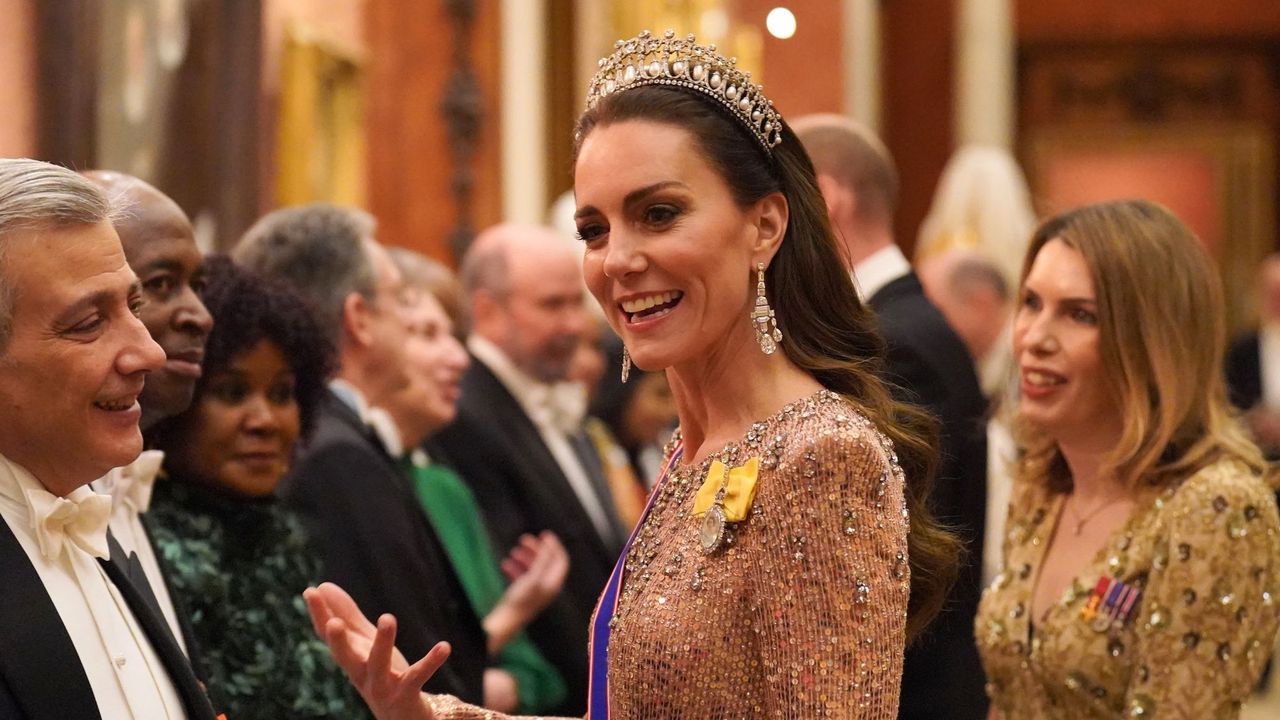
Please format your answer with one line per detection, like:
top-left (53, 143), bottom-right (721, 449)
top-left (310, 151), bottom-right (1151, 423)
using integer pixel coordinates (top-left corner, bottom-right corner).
top-left (234, 204), bottom-right (488, 704)
top-left (83, 170), bottom-right (214, 655)
top-left (0, 158), bottom-right (217, 719)
top-left (1226, 253), bottom-right (1280, 458)
top-left (795, 116), bottom-right (991, 720)
top-left (433, 223), bottom-right (627, 714)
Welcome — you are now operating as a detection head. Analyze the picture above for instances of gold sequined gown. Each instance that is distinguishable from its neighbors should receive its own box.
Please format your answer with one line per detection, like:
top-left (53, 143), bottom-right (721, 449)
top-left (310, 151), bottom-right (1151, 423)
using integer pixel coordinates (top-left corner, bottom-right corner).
top-left (430, 389), bottom-right (910, 719)
top-left (976, 458), bottom-right (1280, 719)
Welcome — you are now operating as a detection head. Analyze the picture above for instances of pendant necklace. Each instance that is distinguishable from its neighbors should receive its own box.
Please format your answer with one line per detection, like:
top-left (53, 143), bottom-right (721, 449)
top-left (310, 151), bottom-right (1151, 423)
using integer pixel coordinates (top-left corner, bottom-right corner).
top-left (1065, 494), bottom-right (1127, 536)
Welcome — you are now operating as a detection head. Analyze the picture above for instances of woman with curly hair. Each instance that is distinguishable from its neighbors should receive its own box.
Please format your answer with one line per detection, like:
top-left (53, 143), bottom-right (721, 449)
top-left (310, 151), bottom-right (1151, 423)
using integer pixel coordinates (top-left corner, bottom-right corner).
top-left (144, 255), bottom-right (371, 719)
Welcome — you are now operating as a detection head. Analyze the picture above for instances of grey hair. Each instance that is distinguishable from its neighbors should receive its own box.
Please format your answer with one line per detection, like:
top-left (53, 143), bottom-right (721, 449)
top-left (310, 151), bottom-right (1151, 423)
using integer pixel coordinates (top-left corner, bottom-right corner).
top-left (231, 203), bottom-right (377, 346)
top-left (948, 254), bottom-right (1009, 302)
top-left (0, 158), bottom-right (117, 350)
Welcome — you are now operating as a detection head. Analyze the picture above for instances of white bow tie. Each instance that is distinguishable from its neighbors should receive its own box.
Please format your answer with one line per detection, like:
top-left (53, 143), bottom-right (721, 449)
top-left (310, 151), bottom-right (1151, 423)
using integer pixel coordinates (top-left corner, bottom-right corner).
top-left (114, 450), bottom-right (165, 514)
top-left (526, 382), bottom-right (588, 435)
top-left (24, 484), bottom-right (112, 561)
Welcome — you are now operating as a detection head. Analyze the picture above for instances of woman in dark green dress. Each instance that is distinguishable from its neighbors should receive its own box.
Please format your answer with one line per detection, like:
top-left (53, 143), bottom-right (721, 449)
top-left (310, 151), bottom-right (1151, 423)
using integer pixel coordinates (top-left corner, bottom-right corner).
top-left (145, 255), bottom-right (370, 719)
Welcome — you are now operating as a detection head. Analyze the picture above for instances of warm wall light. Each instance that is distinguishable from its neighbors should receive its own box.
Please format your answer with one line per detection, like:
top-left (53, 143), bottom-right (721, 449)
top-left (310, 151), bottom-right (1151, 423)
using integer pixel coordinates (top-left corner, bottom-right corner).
top-left (766, 7), bottom-right (797, 40)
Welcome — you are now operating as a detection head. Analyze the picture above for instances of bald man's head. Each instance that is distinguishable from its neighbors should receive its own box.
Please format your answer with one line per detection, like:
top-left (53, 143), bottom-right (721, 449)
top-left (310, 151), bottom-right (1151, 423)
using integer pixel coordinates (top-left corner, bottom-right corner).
top-left (461, 224), bottom-right (586, 382)
top-left (83, 171), bottom-right (213, 430)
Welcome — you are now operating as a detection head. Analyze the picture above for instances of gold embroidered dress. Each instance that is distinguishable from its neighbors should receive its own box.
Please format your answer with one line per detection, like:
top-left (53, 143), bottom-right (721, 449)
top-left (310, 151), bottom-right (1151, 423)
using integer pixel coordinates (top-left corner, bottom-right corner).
top-left (430, 390), bottom-right (910, 719)
top-left (976, 458), bottom-right (1280, 719)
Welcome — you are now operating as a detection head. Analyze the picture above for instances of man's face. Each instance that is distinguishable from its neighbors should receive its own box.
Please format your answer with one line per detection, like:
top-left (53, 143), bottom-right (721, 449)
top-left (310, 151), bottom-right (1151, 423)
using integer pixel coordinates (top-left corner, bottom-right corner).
top-left (496, 248), bottom-right (587, 383)
top-left (0, 222), bottom-right (165, 492)
top-left (361, 240), bottom-right (414, 405)
top-left (118, 209), bottom-right (213, 429)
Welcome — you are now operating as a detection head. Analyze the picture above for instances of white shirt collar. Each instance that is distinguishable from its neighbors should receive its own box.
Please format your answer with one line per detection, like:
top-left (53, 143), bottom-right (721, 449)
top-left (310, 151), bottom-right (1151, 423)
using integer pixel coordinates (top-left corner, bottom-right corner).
top-left (467, 335), bottom-right (587, 434)
top-left (328, 379), bottom-right (404, 457)
top-left (852, 243), bottom-right (912, 301)
top-left (0, 453), bottom-right (112, 561)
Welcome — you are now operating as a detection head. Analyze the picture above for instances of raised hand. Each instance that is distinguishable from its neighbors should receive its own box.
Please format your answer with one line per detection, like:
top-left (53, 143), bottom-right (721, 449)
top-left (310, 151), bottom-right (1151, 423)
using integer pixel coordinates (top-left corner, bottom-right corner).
top-left (499, 531), bottom-right (570, 616)
top-left (304, 582), bottom-right (449, 720)
top-left (483, 531), bottom-right (571, 653)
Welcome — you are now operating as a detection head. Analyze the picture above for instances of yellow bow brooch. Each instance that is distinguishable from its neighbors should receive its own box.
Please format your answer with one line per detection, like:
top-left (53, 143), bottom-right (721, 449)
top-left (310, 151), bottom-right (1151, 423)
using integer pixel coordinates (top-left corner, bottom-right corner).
top-left (692, 457), bottom-right (760, 553)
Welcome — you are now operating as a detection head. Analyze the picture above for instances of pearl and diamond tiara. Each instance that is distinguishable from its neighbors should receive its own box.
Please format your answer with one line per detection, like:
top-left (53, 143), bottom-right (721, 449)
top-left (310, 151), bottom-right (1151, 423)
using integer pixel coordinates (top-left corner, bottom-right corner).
top-left (585, 29), bottom-right (785, 156)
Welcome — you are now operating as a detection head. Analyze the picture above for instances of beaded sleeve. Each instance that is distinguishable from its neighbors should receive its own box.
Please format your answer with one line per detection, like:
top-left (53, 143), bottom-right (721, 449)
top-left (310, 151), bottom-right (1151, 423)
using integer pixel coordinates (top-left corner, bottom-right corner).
top-left (1122, 463), bottom-right (1280, 718)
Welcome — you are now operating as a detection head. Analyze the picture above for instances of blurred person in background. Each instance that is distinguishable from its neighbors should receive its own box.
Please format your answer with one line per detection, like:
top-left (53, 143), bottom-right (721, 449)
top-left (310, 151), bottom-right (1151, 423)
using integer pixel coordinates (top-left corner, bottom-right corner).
top-left (918, 249), bottom-right (1014, 400)
top-left (234, 204), bottom-right (489, 703)
top-left (433, 223), bottom-right (629, 714)
top-left (569, 316), bottom-right (650, 530)
top-left (795, 114), bottom-right (990, 720)
top-left (914, 146), bottom-right (1037, 294)
top-left (589, 333), bottom-right (677, 492)
top-left (143, 256), bottom-right (371, 720)
top-left (977, 200), bottom-right (1280, 719)
top-left (386, 247), bottom-right (570, 714)
top-left (1226, 253), bottom-right (1280, 458)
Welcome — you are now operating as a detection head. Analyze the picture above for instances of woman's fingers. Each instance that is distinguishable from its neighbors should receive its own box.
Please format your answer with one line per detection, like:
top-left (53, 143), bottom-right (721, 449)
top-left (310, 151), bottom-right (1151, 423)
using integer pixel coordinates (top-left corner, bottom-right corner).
top-left (303, 587), bottom-right (333, 638)
top-left (324, 617), bottom-right (368, 683)
top-left (318, 581), bottom-right (379, 636)
top-left (367, 614), bottom-right (399, 694)
top-left (403, 641), bottom-right (452, 691)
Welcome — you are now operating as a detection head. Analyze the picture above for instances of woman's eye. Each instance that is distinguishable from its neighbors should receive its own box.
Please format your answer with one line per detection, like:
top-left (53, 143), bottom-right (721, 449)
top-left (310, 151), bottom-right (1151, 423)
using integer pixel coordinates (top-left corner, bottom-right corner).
top-left (1070, 308), bottom-right (1098, 325)
top-left (575, 224), bottom-right (607, 243)
top-left (211, 381), bottom-right (249, 404)
top-left (643, 204), bottom-right (679, 225)
top-left (1020, 292), bottom-right (1040, 311)
top-left (267, 380), bottom-right (296, 405)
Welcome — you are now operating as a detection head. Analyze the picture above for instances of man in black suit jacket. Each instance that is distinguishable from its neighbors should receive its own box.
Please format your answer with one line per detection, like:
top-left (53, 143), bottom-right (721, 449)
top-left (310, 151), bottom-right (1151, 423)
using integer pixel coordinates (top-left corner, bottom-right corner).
top-left (433, 223), bottom-right (629, 714)
top-left (0, 159), bottom-right (217, 719)
top-left (1225, 253), bottom-right (1280, 458)
top-left (795, 117), bottom-right (991, 720)
top-left (234, 204), bottom-right (487, 703)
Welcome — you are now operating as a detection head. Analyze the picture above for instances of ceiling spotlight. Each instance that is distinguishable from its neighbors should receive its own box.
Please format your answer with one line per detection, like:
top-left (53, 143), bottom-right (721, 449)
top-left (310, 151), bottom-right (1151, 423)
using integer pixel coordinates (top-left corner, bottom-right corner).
top-left (766, 7), bottom-right (797, 40)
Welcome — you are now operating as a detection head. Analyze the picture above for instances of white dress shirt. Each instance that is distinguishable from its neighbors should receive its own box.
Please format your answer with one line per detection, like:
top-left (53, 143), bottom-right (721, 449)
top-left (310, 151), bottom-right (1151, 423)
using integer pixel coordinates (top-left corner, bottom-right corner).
top-left (1260, 324), bottom-right (1280, 412)
top-left (468, 335), bottom-right (616, 543)
top-left (0, 453), bottom-right (186, 719)
top-left (852, 243), bottom-right (913, 302)
top-left (330, 378), bottom-right (405, 457)
top-left (93, 450), bottom-right (187, 651)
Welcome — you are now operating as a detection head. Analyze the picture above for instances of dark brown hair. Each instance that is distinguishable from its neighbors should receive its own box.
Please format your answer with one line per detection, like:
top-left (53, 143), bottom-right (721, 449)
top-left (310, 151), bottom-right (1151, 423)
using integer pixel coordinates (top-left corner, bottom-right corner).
top-left (574, 86), bottom-right (960, 642)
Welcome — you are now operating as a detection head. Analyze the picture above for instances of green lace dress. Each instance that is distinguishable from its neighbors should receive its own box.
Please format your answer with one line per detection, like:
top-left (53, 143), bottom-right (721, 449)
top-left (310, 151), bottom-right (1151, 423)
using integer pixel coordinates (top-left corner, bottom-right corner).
top-left (145, 476), bottom-right (372, 720)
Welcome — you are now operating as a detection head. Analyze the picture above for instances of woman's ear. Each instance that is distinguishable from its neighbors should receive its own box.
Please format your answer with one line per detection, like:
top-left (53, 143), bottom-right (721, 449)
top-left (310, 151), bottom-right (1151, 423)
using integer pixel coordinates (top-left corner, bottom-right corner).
top-left (750, 191), bottom-right (789, 263)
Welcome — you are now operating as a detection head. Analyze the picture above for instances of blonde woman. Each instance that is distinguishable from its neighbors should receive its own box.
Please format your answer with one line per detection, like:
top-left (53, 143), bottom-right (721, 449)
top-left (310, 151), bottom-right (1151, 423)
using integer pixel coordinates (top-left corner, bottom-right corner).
top-left (977, 199), bottom-right (1280, 718)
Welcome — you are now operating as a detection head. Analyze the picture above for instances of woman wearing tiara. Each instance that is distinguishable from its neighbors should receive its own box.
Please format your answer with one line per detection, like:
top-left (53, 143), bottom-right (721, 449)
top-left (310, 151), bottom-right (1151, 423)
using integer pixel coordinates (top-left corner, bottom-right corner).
top-left (305, 30), bottom-right (959, 719)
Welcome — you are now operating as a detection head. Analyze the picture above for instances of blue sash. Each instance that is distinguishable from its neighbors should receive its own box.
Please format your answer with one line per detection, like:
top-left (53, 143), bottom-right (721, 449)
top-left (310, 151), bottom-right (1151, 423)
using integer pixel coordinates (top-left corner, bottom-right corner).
top-left (586, 441), bottom-right (684, 718)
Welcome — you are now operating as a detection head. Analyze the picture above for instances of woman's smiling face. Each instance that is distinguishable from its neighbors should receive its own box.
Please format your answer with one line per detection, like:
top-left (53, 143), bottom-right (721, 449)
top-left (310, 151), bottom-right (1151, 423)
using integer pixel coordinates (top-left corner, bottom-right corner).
top-left (573, 120), bottom-right (780, 372)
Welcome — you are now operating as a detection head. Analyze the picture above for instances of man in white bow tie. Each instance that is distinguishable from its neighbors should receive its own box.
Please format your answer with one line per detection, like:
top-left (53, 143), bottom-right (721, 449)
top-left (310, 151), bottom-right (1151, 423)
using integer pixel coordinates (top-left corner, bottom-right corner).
top-left (433, 223), bottom-right (627, 714)
top-left (0, 159), bottom-right (218, 719)
top-left (83, 170), bottom-right (214, 653)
